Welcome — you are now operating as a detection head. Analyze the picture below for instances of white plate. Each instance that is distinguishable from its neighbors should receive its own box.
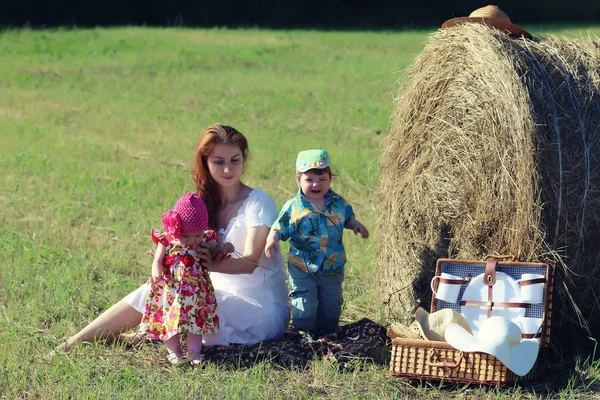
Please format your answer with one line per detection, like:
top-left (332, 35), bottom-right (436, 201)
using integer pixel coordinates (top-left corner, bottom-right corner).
top-left (460, 272), bottom-right (525, 335)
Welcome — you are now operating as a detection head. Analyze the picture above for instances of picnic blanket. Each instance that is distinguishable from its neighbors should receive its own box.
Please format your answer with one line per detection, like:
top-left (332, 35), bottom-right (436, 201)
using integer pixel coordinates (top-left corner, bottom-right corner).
top-left (202, 318), bottom-right (389, 370)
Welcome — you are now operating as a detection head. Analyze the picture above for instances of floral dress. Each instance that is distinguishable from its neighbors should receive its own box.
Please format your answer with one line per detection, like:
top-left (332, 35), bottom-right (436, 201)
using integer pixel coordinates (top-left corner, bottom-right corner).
top-left (125, 189), bottom-right (290, 346)
top-left (139, 230), bottom-right (218, 341)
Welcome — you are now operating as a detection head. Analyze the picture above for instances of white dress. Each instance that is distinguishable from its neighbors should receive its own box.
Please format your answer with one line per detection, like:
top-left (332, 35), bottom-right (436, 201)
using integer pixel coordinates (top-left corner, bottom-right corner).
top-left (125, 189), bottom-right (290, 345)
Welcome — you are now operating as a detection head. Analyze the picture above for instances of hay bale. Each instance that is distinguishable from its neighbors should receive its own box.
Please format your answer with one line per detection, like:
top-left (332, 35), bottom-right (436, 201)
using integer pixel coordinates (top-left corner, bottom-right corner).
top-left (376, 23), bottom-right (600, 351)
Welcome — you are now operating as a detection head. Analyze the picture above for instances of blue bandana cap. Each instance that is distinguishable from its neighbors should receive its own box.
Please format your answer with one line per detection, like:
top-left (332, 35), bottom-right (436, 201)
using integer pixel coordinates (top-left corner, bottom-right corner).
top-left (296, 149), bottom-right (330, 173)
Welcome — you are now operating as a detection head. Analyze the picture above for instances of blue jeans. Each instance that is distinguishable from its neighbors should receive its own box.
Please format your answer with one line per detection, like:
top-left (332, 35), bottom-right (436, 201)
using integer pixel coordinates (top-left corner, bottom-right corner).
top-left (288, 267), bottom-right (344, 334)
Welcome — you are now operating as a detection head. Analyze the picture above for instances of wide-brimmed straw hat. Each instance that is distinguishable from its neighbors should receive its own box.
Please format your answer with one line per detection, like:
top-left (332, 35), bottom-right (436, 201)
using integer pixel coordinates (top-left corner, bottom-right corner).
top-left (387, 307), bottom-right (473, 342)
top-left (445, 316), bottom-right (539, 376)
top-left (387, 321), bottom-right (427, 340)
top-left (441, 5), bottom-right (532, 39)
top-left (414, 307), bottom-right (472, 342)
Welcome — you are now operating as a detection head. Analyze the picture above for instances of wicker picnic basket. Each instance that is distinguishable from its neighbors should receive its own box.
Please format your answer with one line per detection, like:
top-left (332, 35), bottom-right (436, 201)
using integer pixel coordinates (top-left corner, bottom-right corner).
top-left (389, 255), bottom-right (554, 385)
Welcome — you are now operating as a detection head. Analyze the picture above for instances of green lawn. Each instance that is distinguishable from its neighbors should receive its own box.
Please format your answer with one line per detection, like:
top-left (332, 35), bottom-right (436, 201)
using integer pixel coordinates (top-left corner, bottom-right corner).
top-left (1, 25), bottom-right (599, 398)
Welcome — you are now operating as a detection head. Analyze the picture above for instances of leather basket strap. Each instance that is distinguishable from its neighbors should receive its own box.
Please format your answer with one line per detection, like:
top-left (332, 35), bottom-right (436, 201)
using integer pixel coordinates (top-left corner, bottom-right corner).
top-left (438, 278), bottom-right (466, 285)
top-left (460, 300), bottom-right (531, 309)
top-left (484, 258), bottom-right (498, 317)
top-left (483, 254), bottom-right (516, 262)
top-left (519, 278), bottom-right (546, 286)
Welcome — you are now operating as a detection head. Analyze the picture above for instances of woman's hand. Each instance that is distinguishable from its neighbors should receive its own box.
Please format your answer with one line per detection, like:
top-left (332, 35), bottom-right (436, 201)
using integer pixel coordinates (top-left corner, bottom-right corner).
top-left (221, 242), bottom-right (235, 256)
top-left (215, 242), bottom-right (235, 264)
top-left (264, 232), bottom-right (280, 259)
top-left (202, 226), bottom-right (269, 275)
top-left (197, 241), bottom-right (231, 272)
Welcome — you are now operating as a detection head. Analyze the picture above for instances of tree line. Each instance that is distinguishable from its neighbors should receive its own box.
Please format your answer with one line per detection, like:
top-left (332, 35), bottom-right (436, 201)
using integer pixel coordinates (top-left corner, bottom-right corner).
top-left (1, 0), bottom-right (598, 29)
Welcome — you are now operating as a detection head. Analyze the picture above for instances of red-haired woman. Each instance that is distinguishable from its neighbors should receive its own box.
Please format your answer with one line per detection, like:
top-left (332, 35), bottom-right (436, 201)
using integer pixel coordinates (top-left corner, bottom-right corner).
top-left (59, 124), bottom-right (290, 351)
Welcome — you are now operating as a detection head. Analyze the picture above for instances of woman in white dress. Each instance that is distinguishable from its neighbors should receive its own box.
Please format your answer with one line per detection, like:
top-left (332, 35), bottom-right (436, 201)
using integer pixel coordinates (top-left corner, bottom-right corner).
top-left (60, 123), bottom-right (290, 351)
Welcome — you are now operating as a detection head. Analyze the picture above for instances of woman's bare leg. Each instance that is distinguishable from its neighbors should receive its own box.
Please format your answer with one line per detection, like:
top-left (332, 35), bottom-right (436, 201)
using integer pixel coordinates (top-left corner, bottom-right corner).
top-left (59, 300), bottom-right (143, 352)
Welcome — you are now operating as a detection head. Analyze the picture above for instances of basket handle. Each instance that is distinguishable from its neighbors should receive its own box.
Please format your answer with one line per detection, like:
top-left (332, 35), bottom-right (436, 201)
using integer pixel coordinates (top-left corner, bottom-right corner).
top-left (483, 254), bottom-right (516, 262)
top-left (426, 349), bottom-right (463, 368)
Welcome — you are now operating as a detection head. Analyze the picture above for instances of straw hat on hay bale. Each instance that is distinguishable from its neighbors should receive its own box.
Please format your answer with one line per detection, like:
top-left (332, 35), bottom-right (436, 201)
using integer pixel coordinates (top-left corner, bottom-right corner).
top-left (442, 5), bottom-right (532, 39)
top-left (376, 10), bottom-right (600, 354)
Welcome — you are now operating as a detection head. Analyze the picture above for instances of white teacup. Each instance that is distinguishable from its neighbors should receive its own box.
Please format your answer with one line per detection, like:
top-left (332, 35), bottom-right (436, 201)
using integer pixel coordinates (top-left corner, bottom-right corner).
top-left (517, 273), bottom-right (545, 304)
top-left (431, 273), bottom-right (464, 303)
top-left (517, 317), bottom-right (543, 345)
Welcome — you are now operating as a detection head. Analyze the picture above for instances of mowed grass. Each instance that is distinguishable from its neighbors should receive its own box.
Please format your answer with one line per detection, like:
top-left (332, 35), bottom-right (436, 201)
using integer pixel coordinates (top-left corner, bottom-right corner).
top-left (1, 25), bottom-right (600, 398)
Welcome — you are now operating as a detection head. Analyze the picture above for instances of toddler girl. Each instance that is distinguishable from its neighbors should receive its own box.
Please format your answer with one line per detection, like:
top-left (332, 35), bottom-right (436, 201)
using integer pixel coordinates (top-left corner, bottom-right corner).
top-left (140, 192), bottom-right (233, 365)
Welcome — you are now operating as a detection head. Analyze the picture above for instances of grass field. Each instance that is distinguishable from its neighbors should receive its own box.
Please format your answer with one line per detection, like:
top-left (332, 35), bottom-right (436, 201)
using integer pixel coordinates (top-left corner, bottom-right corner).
top-left (1, 25), bottom-right (600, 398)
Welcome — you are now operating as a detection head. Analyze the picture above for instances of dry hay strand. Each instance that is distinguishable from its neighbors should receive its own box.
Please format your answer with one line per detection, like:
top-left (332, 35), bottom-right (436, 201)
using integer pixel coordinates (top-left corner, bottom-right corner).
top-left (376, 23), bottom-right (600, 353)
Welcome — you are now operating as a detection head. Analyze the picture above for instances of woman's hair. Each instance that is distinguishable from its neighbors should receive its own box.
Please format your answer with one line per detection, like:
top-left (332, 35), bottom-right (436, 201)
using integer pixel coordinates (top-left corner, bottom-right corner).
top-left (192, 123), bottom-right (249, 229)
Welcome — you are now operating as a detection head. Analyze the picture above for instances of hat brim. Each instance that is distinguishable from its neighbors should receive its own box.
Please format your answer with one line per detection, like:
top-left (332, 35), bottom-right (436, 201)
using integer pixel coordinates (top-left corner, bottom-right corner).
top-left (387, 322), bottom-right (425, 340)
top-left (414, 307), bottom-right (433, 340)
top-left (441, 17), bottom-right (532, 39)
top-left (415, 307), bottom-right (473, 342)
top-left (445, 323), bottom-right (539, 376)
top-left (297, 165), bottom-right (329, 173)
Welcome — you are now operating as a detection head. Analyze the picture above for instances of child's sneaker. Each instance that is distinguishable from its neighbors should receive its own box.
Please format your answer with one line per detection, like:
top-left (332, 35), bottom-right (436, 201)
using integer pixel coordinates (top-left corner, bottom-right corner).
top-left (300, 330), bottom-right (316, 345)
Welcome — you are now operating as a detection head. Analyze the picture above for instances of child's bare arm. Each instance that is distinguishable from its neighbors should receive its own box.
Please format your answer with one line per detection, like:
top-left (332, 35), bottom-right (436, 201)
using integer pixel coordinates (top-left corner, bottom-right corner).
top-left (345, 217), bottom-right (369, 239)
top-left (264, 231), bottom-right (281, 259)
top-left (150, 243), bottom-right (166, 283)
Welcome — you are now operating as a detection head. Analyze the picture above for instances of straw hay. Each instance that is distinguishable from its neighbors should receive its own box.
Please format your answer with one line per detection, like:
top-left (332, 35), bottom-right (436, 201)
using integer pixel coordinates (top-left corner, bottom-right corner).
top-left (376, 23), bottom-right (600, 350)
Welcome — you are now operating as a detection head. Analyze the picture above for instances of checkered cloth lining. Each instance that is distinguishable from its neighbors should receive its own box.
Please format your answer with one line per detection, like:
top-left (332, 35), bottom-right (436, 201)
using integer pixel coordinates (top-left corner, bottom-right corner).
top-left (434, 261), bottom-right (546, 319)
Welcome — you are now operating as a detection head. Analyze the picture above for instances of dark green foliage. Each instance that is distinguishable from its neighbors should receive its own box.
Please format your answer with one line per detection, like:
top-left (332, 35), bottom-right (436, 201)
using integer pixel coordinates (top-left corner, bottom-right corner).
top-left (1, 0), bottom-right (599, 29)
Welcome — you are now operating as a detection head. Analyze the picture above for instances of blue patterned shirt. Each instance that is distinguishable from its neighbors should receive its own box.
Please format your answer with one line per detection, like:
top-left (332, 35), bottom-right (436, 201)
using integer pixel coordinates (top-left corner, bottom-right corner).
top-left (271, 188), bottom-right (355, 274)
